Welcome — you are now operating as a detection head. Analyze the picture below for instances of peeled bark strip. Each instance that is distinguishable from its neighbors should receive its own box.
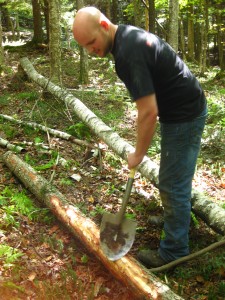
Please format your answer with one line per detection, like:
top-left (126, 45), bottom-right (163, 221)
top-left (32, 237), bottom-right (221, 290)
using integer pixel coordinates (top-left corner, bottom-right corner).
top-left (191, 190), bottom-right (225, 236)
top-left (19, 57), bottom-right (225, 236)
top-left (0, 113), bottom-right (92, 148)
top-left (0, 137), bottom-right (25, 153)
top-left (3, 151), bottom-right (183, 300)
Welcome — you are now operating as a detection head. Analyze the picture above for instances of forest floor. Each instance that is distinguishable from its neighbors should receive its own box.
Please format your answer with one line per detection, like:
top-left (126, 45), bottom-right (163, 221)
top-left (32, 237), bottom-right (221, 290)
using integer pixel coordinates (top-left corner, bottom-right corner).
top-left (0, 42), bottom-right (225, 300)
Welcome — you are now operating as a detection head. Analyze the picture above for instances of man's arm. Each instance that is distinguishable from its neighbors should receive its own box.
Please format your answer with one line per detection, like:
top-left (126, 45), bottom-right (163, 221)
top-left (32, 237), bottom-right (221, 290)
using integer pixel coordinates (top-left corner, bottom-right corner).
top-left (128, 93), bottom-right (158, 169)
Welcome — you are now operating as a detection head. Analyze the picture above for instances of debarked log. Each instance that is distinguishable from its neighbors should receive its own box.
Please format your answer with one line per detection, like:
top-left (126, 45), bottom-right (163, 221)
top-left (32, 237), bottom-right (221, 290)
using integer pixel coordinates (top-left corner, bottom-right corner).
top-left (3, 151), bottom-right (183, 300)
top-left (19, 57), bottom-right (225, 236)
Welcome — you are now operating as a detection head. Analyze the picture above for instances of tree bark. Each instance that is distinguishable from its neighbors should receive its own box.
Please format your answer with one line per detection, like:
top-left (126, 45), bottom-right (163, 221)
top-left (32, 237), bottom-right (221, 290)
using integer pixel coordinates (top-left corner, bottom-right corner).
top-left (187, 2), bottom-right (194, 61)
top-left (32, 0), bottom-right (44, 44)
top-left (19, 57), bottom-right (225, 236)
top-left (3, 150), bottom-right (183, 300)
top-left (168, 0), bottom-right (179, 52)
top-left (48, 0), bottom-right (62, 85)
top-left (0, 137), bottom-right (25, 153)
top-left (0, 113), bottom-right (92, 148)
top-left (76, 0), bottom-right (89, 84)
top-left (0, 11), bottom-right (4, 71)
top-left (192, 190), bottom-right (225, 236)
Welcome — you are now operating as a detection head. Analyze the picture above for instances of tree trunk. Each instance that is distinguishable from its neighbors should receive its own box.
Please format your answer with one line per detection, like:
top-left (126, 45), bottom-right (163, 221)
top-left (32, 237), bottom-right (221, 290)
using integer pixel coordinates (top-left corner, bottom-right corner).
top-left (42, 0), bottom-right (50, 43)
top-left (111, 0), bottom-right (118, 24)
top-left (48, 0), bottom-right (62, 85)
top-left (76, 0), bottom-right (89, 84)
top-left (168, 0), bottom-right (179, 52)
top-left (216, 2), bottom-right (225, 71)
top-left (19, 57), bottom-right (225, 236)
top-left (179, 15), bottom-right (186, 60)
top-left (148, 0), bottom-right (155, 33)
top-left (32, 0), bottom-right (44, 44)
top-left (2, 150), bottom-right (183, 300)
top-left (199, 0), bottom-right (208, 75)
top-left (187, 2), bottom-right (194, 61)
top-left (0, 11), bottom-right (4, 71)
top-left (133, 0), bottom-right (144, 28)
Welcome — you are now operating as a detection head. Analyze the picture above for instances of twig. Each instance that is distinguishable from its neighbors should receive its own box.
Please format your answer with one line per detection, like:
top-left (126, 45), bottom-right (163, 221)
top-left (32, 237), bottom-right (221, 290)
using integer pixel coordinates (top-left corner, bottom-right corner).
top-left (149, 237), bottom-right (225, 272)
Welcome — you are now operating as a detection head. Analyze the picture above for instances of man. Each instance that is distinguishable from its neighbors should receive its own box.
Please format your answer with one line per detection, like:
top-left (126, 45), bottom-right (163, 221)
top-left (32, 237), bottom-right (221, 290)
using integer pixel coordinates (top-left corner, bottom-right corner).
top-left (73, 7), bottom-right (207, 268)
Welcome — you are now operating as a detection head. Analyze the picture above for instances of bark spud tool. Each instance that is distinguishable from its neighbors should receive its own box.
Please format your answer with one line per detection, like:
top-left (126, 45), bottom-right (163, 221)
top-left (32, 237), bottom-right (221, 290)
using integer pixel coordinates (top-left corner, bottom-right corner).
top-left (100, 169), bottom-right (137, 261)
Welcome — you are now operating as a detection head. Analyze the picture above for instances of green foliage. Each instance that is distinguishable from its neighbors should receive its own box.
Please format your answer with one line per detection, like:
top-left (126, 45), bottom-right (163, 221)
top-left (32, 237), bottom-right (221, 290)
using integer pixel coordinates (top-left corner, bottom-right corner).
top-left (81, 254), bottom-right (89, 264)
top-left (0, 244), bottom-right (23, 268)
top-left (17, 91), bottom-right (38, 101)
top-left (66, 122), bottom-right (91, 140)
top-left (44, 234), bottom-right (65, 255)
top-left (0, 186), bottom-right (51, 228)
top-left (0, 94), bottom-right (11, 106)
top-left (90, 204), bottom-right (105, 217)
top-left (0, 124), bottom-right (16, 138)
top-left (3, 0), bottom-right (32, 16)
top-left (59, 178), bottom-right (73, 186)
top-left (35, 155), bottom-right (58, 171)
top-left (191, 212), bottom-right (199, 228)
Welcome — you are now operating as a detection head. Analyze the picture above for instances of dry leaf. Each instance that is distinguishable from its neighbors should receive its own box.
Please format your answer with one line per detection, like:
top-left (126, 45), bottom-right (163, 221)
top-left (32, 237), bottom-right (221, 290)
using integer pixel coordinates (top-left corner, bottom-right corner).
top-left (45, 255), bottom-right (53, 262)
top-left (196, 275), bottom-right (205, 283)
top-left (88, 196), bottom-right (95, 203)
top-left (28, 272), bottom-right (37, 281)
top-left (49, 225), bottom-right (59, 234)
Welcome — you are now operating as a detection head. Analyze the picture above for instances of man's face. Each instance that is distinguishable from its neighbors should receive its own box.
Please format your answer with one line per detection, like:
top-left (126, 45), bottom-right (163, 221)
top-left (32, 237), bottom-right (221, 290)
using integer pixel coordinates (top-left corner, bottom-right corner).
top-left (73, 22), bottom-right (112, 57)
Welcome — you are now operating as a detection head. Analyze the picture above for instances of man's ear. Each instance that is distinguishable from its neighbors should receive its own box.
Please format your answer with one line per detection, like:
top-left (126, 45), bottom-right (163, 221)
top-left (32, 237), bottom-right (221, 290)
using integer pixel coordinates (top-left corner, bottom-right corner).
top-left (100, 20), bottom-right (109, 30)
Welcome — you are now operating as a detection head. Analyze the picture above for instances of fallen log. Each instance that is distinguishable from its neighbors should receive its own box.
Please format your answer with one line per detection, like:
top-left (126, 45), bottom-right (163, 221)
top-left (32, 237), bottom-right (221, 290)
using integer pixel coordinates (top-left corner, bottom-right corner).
top-left (3, 150), bottom-right (183, 300)
top-left (19, 57), bottom-right (159, 186)
top-left (0, 113), bottom-right (92, 148)
top-left (19, 57), bottom-right (225, 236)
top-left (191, 190), bottom-right (225, 236)
top-left (0, 137), bottom-right (25, 153)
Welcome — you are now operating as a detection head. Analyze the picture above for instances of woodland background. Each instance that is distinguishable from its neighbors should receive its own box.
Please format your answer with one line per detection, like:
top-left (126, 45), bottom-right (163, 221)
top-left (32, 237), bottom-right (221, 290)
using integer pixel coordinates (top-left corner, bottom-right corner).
top-left (0, 0), bottom-right (225, 300)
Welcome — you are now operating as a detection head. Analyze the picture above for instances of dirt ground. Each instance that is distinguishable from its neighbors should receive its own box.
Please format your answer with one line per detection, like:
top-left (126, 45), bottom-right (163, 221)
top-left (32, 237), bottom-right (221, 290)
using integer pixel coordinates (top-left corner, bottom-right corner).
top-left (0, 46), bottom-right (225, 299)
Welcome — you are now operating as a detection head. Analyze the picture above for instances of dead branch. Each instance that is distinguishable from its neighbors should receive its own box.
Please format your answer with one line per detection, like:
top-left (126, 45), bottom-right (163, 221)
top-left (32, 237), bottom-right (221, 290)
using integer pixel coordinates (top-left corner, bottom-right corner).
top-left (0, 113), bottom-right (92, 148)
top-left (149, 237), bottom-right (225, 273)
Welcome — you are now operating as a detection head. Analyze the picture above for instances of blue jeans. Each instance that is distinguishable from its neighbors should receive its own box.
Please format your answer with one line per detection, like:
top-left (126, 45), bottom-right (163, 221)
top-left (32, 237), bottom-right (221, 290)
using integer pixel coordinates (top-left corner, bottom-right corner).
top-left (158, 108), bottom-right (207, 262)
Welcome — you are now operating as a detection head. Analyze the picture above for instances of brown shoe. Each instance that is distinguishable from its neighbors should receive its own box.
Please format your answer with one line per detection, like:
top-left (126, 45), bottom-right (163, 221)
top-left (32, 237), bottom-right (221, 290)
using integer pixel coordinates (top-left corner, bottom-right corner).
top-left (137, 249), bottom-right (166, 268)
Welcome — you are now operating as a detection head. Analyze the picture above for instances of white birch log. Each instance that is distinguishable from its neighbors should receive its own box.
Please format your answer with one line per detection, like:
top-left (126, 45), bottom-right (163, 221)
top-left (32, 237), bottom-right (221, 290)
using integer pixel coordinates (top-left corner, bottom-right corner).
top-left (19, 57), bottom-right (159, 186)
top-left (0, 137), bottom-right (25, 153)
top-left (0, 113), bottom-right (92, 148)
top-left (19, 57), bottom-right (225, 236)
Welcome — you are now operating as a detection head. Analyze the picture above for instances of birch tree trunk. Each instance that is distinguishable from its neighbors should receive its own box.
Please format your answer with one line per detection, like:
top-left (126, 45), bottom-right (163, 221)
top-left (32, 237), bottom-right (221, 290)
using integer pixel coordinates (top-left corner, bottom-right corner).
top-left (3, 151), bottom-right (183, 300)
top-left (19, 57), bottom-right (225, 236)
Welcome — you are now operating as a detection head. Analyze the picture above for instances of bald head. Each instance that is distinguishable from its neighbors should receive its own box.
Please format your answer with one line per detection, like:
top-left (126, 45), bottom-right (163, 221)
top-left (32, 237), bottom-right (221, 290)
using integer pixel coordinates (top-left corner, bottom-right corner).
top-left (72, 7), bottom-right (117, 57)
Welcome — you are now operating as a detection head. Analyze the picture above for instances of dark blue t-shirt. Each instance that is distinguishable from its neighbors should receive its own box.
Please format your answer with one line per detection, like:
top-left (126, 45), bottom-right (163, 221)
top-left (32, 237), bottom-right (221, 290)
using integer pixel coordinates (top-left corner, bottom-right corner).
top-left (111, 25), bottom-right (206, 123)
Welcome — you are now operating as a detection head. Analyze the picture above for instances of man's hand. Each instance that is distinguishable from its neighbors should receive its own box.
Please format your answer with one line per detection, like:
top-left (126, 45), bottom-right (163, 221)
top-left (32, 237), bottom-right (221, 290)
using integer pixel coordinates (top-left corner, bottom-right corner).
top-left (127, 152), bottom-right (144, 169)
